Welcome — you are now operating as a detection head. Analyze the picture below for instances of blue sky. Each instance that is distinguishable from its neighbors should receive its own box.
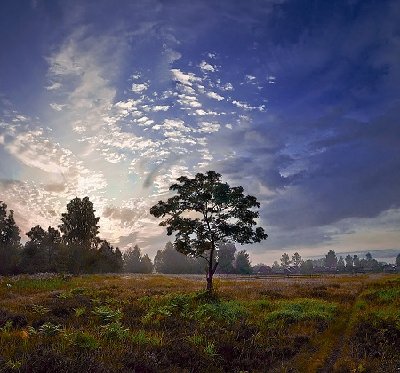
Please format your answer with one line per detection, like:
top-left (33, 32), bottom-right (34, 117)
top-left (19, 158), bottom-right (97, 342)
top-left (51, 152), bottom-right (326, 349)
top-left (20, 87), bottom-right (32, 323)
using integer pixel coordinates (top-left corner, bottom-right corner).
top-left (0, 0), bottom-right (399, 264)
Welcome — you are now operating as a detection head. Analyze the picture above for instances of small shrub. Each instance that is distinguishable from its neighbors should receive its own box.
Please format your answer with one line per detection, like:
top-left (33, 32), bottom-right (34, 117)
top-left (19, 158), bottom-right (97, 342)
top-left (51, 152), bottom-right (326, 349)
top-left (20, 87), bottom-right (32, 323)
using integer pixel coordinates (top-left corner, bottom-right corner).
top-left (57, 291), bottom-right (72, 299)
top-left (194, 301), bottom-right (246, 323)
top-left (27, 326), bottom-right (38, 335)
top-left (100, 321), bottom-right (129, 340)
top-left (69, 331), bottom-right (99, 350)
top-left (204, 342), bottom-right (218, 357)
top-left (188, 333), bottom-right (207, 346)
top-left (38, 322), bottom-right (62, 336)
top-left (32, 304), bottom-right (50, 315)
top-left (74, 307), bottom-right (86, 317)
top-left (92, 305), bottom-right (122, 323)
top-left (131, 330), bottom-right (163, 346)
top-left (0, 320), bottom-right (13, 333)
top-left (71, 287), bottom-right (86, 295)
top-left (6, 359), bottom-right (22, 370)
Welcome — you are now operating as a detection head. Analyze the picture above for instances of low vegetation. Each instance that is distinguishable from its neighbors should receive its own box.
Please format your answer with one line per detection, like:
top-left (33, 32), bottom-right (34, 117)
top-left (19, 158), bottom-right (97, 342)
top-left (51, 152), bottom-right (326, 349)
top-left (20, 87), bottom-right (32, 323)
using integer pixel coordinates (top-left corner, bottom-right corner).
top-left (0, 273), bottom-right (399, 372)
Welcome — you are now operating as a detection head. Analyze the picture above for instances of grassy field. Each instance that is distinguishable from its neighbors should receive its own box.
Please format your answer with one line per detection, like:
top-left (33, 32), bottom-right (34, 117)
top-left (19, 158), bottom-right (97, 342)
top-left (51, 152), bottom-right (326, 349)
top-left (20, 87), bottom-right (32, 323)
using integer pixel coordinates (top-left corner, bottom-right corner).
top-left (0, 273), bottom-right (399, 372)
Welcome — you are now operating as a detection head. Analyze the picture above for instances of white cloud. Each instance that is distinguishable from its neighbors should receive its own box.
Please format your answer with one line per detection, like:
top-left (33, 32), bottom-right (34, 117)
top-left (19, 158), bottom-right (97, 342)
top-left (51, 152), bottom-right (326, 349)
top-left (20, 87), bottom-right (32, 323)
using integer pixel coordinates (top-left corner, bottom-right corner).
top-left (4, 128), bottom-right (72, 174)
top-left (246, 74), bottom-right (256, 82)
top-left (151, 105), bottom-right (169, 112)
top-left (193, 109), bottom-right (219, 116)
top-left (199, 61), bottom-right (216, 72)
top-left (115, 99), bottom-right (141, 110)
top-left (132, 83), bottom-right (149, 93)
top-left (177, 94), bottom-right (202, 108)
top-left (136, 116), bottom-right (154, 126)
top-left (45, 82), bottom-right (62, 91)
top-left (206, 91), bottom-right (224, 101)
top-left (171, 69), bottom-right (202, 86)
top-left (50, 103), bottom-right (66, 111)
top-left (232, 100), bottom-right (260, 110)
top-left (198, 122), bottom-right (220, 133)
top-left (220, 82), bottom-right (234, 91)
top-left (153, 119), bottom-right (191, 133)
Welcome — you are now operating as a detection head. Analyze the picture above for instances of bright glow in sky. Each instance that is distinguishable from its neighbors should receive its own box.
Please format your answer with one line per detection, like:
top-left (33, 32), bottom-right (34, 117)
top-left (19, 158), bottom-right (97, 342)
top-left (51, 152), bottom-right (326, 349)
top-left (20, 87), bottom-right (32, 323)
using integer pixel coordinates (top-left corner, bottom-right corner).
top-left (0, 0), bottom-right (399, 264)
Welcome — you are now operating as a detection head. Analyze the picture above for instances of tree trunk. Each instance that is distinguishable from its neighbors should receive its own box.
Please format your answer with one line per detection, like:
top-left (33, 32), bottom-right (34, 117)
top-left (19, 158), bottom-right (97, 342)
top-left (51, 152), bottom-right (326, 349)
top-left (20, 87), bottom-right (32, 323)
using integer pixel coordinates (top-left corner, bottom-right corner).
top-left (206, 246), bottom-right (218, 293)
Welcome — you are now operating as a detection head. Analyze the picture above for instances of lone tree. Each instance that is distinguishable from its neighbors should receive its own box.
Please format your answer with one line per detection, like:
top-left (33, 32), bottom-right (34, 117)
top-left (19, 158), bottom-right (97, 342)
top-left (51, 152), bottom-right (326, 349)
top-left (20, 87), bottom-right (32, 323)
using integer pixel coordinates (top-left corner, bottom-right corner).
top-left (150, 171), bottom-right (267, 292)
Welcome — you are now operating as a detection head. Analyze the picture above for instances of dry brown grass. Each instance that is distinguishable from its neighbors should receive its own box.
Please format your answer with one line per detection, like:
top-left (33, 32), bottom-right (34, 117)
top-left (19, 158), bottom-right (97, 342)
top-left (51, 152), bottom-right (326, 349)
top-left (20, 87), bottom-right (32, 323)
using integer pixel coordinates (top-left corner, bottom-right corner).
top-left (0, 273), bottom-right (399, 372)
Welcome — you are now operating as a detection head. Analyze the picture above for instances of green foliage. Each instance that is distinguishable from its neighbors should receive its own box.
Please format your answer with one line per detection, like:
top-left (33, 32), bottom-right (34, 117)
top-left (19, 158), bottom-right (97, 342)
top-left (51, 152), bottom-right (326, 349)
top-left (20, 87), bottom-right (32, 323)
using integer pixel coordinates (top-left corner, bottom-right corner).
top-left (100, 321), bottom-right (130, 340)
top-left (264, 299), bottom-right (337, 324)
top-left (92, 305), bottom-right (122, 323)
top-left (38, 322), bottom-right (63, 336)
top-left (130, 330), bottom-right (163, 346)
top-left (5, 360), bottom-right (22, 370)
top-left (0, 320), bottom-right (13, 332)
top-left (11, 277), bottom-right (65, 292)
top-left (68, 331), bottom-right (99, 350)
top-left (188, 333), bottom-right (207, 346)
top-left (142, 291), bottom-right (245, 325)
top-left (74, 307), bottom-right (86, 317)
top-left (363, 287), bottom-right (400, 302)
top-left (27, 326), bottom-right (38, 335)
top-left (204, 342), bottom-right (218, 357)
top-left (31, 304), bottom-right (50, 315)
top-left (194, 300), bottom-right (246, 322)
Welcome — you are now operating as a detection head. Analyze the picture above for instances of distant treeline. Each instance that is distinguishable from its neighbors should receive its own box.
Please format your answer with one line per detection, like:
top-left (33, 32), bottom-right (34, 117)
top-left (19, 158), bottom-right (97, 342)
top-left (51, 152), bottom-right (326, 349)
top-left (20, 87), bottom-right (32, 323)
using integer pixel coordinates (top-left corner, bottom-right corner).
top-left (255, 250), bottom-right (400, 275)
top-left (1, 198), bottom-right (399, 276)
top-left (0, 198), bottom-right (253, 276)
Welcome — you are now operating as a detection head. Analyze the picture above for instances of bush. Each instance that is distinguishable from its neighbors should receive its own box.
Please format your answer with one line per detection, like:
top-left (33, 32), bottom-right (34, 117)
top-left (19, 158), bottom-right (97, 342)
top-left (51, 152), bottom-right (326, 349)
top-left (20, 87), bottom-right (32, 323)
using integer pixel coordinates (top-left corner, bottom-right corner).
top-left (100, 321), bottom-right (129, 340)
top-left (92, 306), bottom-right (122, 324)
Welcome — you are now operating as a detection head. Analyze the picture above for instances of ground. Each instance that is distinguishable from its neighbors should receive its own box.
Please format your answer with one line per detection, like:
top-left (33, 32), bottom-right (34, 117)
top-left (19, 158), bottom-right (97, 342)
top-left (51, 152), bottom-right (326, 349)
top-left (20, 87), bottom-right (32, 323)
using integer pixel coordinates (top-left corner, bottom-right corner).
top-left (0, 273), bottom-right (399, 372)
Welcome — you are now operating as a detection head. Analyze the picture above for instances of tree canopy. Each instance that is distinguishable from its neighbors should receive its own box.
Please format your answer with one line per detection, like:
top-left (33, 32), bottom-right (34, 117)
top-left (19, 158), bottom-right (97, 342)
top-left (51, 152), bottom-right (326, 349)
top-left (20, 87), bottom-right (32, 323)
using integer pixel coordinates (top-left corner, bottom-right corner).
top-left (59, 197), bottom-right (100, 249)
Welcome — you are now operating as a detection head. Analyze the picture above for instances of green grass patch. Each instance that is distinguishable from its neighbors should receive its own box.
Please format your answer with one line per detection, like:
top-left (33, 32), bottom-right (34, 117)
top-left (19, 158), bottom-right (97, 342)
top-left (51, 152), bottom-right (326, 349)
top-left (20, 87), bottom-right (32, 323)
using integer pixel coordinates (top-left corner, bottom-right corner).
top-left (264, 298), bottom-right (337, 324)
top-left (8, 278), bottom-right (66, 292)
top-left (142, 291), bottom-right (246, 324)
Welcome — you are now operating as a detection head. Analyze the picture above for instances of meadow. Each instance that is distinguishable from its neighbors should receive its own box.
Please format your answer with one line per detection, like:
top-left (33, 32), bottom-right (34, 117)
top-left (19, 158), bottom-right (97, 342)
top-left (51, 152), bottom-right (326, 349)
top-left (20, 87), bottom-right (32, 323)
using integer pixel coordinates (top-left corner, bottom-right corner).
top-left (0, 273), bottom-right (399, 372)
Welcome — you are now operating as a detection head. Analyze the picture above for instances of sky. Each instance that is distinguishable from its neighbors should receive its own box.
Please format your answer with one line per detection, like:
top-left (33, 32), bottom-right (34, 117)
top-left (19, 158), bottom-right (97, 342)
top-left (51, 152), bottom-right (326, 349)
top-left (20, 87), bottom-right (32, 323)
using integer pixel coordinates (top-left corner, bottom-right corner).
top-left (0, 0), bottom-right (399, 264)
